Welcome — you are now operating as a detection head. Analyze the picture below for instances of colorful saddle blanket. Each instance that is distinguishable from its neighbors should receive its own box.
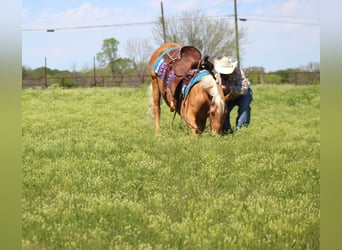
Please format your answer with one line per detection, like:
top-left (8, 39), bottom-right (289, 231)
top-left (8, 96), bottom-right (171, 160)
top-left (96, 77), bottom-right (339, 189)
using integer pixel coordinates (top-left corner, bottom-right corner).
top-left (152, 46), bottom-right (181, 89)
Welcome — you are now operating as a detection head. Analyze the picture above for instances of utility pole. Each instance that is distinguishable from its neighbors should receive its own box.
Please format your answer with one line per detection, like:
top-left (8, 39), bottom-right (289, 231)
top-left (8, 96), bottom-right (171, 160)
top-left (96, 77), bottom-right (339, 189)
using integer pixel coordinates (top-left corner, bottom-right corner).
top-left (233, 0), bottom-right (240, 68)
top-left (160, 1), bottom-right (167, 43)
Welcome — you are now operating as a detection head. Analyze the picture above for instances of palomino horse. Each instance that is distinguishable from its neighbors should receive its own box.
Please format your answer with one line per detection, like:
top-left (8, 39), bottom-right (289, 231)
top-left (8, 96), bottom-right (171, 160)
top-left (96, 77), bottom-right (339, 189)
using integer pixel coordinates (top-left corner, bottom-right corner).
top-left (147, 42), bottom-right (230, 135)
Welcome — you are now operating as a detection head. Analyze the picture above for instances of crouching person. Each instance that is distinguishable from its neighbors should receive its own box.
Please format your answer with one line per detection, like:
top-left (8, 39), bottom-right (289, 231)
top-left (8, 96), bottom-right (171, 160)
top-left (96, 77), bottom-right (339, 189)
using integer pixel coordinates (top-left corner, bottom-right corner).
top-left (214, 56), bottom-right (253, 134)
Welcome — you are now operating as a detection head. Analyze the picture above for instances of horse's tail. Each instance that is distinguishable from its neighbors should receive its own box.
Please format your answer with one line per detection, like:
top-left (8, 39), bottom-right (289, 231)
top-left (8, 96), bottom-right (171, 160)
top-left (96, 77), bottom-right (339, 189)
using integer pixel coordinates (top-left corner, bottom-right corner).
top-left (147, 83), bottom-right (155, 121)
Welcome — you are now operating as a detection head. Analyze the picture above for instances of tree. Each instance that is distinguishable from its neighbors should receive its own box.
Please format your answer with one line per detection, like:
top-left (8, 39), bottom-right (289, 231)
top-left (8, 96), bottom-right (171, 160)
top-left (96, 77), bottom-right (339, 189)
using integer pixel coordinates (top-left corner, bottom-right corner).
top-left (125, 39), bottom-right (153, 84)
top-left (153, 10), bottom-right (246, 60)
top-left (244, 66), bottom-right (265, 84)
top-left (112, 58), bottom-right (133, 86)
top-left (22, 66), bottom-right (30, 78)
top-left (96, 38), bottom-right (120, 76)
top-left (303, 62), bottom-right (320, 72)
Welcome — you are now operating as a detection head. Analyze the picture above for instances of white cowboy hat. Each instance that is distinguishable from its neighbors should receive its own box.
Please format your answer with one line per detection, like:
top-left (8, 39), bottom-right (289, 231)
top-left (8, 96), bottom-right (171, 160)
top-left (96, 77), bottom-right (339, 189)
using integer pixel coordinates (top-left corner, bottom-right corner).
top-left (214, 56), bottom-right (238, 74)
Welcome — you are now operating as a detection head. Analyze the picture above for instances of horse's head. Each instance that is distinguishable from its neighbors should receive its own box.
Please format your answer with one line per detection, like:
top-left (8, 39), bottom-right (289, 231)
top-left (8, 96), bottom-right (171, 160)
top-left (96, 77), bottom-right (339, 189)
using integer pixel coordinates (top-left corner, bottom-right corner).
top-left (200, 75), bottom-right (227, 135)
top-left (209, 94), bottom-right (227, 135)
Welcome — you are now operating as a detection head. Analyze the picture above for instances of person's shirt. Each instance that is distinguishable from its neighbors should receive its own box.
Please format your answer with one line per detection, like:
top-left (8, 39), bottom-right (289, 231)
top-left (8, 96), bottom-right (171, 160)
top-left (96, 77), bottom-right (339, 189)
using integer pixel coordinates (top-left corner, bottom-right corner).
top-left (215, 68), bottom-right (250, 98)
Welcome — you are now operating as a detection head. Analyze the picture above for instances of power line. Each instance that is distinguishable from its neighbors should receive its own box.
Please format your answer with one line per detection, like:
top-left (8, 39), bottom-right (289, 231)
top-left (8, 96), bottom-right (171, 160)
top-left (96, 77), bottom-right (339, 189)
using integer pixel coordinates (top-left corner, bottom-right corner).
top-left (242, 14), bottom-right (319, 20)
top-left (212, 14), bottom-right (319, 25)
top-left (22, 21), bottom-right (156, 32)
top-left (22, 14), bottom-right (319, 32)
top-left (239, 17), bottom-right (319, 26)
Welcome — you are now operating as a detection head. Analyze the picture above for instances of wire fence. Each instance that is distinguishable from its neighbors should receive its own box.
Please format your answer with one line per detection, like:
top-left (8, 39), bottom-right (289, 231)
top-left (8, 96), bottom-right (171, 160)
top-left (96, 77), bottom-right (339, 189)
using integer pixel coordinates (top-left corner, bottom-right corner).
top-left (246, 71), bottom-right (320, 85)
top-left (22, 71), bottom-right (320, 89)
top-left (22, 74), bottom-right (149, 89)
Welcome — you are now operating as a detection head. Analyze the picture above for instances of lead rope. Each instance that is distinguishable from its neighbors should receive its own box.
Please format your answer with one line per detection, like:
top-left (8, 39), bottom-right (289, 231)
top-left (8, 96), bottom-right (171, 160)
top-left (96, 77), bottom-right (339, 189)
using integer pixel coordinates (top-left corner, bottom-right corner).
top-left (171, 111), bottom-right (177, 130)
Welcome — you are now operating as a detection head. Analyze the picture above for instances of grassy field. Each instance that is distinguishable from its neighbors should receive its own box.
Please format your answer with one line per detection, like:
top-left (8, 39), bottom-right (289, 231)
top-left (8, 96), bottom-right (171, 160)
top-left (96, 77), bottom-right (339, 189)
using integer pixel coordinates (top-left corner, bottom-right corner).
top-left (22, 84), bottom-right (320, 249)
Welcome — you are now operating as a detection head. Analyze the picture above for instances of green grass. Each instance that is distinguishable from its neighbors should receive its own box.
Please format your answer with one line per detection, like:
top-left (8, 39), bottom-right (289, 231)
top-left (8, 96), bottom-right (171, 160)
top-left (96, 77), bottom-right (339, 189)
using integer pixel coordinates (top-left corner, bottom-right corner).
top-left (22, 84), bottom-right (320, 249)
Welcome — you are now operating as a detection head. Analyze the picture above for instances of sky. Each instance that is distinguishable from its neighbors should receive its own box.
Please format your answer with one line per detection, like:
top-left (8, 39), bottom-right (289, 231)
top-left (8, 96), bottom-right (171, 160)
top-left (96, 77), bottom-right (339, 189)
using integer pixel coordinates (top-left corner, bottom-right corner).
top-left (22, 0), bottom-right (320, 72)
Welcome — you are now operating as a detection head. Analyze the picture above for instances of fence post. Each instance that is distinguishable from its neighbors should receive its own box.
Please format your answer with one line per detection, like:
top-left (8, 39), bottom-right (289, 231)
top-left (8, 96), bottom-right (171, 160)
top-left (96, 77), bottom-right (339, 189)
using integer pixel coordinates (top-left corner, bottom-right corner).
top-left (93, 56), bottom-right (96, 87)
top-left (44, 57), bottom-right (48, 88)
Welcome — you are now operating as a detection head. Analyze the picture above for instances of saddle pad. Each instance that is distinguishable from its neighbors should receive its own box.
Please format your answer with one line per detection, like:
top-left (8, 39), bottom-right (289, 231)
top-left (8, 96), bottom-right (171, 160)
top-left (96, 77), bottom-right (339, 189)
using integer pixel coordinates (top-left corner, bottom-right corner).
top-left (152, 46), bottom-right (181, 88)
top-left (182, 69), bottom-right (211, 98)
top-left (152, 46), bottom-right (181, 73)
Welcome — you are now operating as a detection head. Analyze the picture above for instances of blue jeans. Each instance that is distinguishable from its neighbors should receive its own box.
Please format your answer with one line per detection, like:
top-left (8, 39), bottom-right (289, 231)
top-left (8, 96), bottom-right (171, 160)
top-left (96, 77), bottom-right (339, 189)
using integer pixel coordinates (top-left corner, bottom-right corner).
top-left (223, 88), bottom-right (253, 132)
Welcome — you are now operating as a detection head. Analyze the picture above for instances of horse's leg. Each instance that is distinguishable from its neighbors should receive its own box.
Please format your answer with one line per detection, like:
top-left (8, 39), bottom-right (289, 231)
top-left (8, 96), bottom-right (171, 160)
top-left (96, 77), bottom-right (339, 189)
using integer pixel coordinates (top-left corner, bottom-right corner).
top-left (151, 77), bottom-right (162, 134)
top-left (191, 118), bottom-right (204, 134)
top-left (181, 100), bottom-right (201, 134)
top-left (165, 88), bottom-right (175, 112)
top-left (188, 117), bottom-right (200, 134)
top-left (196, 119), bottom-right (206, 133)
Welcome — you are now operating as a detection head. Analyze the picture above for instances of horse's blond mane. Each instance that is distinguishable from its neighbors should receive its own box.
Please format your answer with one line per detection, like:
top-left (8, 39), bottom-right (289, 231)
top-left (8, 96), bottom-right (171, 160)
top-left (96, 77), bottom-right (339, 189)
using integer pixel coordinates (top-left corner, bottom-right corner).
top-left (212, 95), bottom-right (226, 116)
top-left (200, 75), bottom-right (226, 116)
